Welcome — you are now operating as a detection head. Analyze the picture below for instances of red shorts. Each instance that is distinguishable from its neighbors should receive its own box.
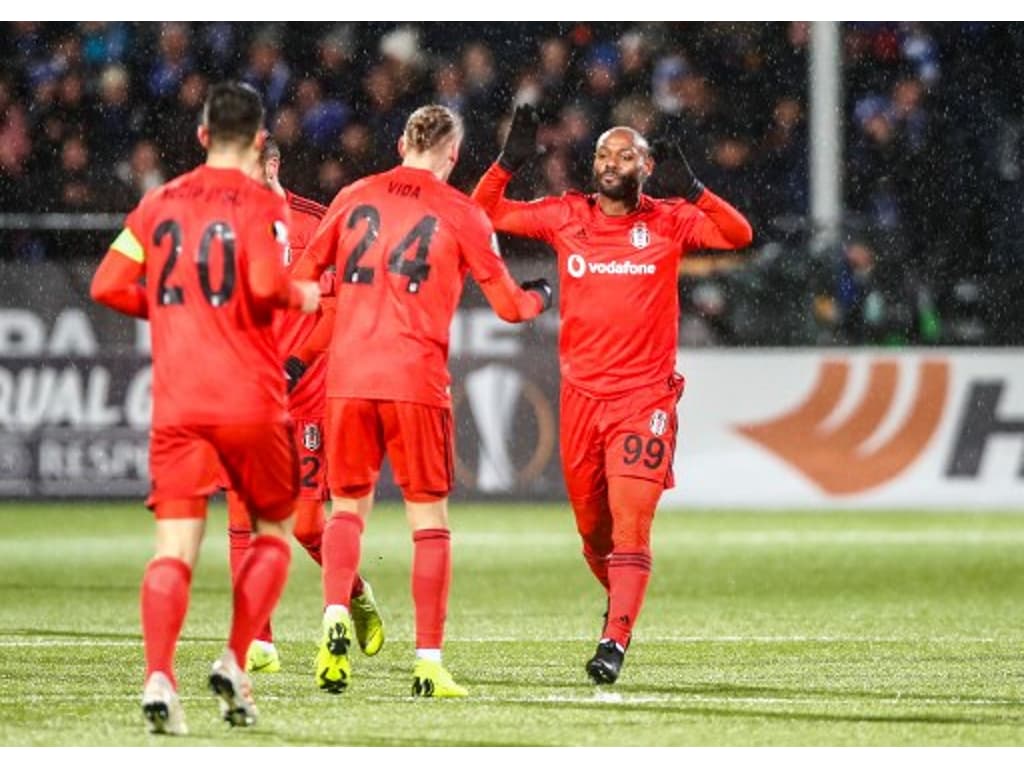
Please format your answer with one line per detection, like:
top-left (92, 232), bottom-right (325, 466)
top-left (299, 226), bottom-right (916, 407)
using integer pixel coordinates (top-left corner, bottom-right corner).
top-left (325, 398), bottom-right (454, 503)
top-left (560, 374), bottom-right (685, 499)
top-left (293, 416), bottom-right (329, 502)
top-left (148, 423), bottom-right (298, 521)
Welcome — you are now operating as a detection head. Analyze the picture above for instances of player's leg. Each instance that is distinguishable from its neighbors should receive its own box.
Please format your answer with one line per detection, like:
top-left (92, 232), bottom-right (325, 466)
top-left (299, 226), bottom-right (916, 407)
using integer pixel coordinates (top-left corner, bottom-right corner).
top-left (210, 423), bottom-right (298, 726)
top-left (587, 376), bottom-right (682, 684)
top-left (386, 401), bottom-right (466, 697)
top-left (140, 425), bottom-right (220, 735)
top-left (290, 414), bottom-right (384, 653)
top-left (561, 383), bottom-right (614, 591)
top-left (225, 490), bottom-right (280, 673)
top-left (316, 398), bottom-right (383, 692)
top-left (292, 418), bottom-right (327, 564)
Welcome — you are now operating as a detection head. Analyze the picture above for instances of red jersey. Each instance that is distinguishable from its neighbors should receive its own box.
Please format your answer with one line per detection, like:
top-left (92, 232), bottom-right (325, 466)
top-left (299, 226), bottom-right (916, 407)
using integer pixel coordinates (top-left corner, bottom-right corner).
top-left (298, 165), bottom-right (524, 408)
top-left (109, 165), bottom-right (292, 427)
top-left (472, 163), bottom-right (752, 398)
top-left (275, 190), bottom-right (329, 417)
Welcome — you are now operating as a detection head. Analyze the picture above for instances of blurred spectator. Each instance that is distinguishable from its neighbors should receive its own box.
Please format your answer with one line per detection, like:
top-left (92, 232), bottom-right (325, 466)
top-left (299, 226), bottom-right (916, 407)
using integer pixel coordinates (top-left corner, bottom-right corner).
top-left (295, 77), bottom-right (350, 150)
top-left (617, 30), bottom-right (653, 98)
top-left (79, 22), bottom-right (128, 69)
top-left (0, 21), bottom-right (1020, 344)
top-left (153, 71), bottom-right (207, 176)
top-left (363, 64), bottom-right (406, 153)
top-left (112, 140), bottom-right (166, 207)
top-left (89, 64), bottom-right (143, 165)
top-left (433, 61), bottom-right (466, 115)
top-left (147, 22), bottom-right (192, 102)
top-left (45, 134), bottom-right (100, 211)
top-left (243, 30), bottom-right (291, 118)
top-left (317, 25), bottom-right (357, 102)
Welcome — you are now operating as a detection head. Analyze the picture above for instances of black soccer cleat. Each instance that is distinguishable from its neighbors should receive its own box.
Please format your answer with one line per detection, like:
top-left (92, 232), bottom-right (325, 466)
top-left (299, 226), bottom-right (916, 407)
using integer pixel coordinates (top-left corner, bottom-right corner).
top-left (586, 639), bottom-right (625, 685)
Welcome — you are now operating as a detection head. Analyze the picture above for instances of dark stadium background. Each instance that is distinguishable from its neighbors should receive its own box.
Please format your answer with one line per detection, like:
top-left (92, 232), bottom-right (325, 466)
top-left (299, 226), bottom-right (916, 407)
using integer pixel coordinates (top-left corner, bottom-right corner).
top-left (2, 21), bottom-right (1023, 345)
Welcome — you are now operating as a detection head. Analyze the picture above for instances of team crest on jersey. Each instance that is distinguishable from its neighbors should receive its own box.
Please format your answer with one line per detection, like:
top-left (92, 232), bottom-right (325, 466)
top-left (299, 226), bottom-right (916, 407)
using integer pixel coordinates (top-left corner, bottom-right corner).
top-left (649, 409), bottom-right (668, 437)
top-left (629, 223), bottom-right (650, 250)
top-left (303, 424), bottom-right (321, 451)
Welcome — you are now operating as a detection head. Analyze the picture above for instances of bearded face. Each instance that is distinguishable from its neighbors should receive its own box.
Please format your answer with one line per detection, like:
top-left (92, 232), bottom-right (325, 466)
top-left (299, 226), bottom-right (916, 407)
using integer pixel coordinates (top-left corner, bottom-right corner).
top-left (593, 163), bottom-right (642, 201)
top-left (592, 129), bottom-right (650, 203)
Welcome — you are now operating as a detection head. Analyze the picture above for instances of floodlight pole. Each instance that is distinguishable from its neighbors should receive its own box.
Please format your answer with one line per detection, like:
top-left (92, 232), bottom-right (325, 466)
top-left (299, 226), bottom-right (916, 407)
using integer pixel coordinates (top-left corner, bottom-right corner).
top-left (809, 21), bottom-right (843, 253)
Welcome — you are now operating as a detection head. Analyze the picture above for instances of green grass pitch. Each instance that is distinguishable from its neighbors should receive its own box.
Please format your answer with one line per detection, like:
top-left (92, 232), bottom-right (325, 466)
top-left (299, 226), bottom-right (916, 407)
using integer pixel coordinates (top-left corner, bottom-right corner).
top-left (1, 501), bottom-right (1024, 746)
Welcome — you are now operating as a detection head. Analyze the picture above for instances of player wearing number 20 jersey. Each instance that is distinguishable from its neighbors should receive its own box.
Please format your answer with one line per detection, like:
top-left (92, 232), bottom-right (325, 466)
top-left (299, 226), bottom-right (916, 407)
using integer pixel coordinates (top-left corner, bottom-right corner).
top-left (292, 105), bottom-right (551, 698)
top-left (90, 82), bottom-right (320, 735)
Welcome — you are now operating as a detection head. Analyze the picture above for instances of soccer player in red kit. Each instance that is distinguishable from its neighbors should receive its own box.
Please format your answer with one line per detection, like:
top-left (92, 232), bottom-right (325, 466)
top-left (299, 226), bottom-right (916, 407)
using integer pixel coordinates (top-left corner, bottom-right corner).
top-left (225, 139), bottom-right (384, 674)
top-left (292, 105), bottom-right (552, 697)
top-left (472, 106), bottom-right (753, 684)
top-left (90, 82), bottom-right (319, 734)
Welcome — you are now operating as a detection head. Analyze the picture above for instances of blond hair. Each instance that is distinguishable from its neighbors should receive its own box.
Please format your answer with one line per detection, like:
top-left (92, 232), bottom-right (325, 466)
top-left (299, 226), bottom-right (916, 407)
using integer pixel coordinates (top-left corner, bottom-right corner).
top-left (403, 104), bottom-right (463, 153)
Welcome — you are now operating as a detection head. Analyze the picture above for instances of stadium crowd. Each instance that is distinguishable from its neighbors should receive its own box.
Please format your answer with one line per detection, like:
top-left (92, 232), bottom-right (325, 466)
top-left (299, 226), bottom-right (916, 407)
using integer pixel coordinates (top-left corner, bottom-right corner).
top-left (2, 21), bottom-right (1023, 345)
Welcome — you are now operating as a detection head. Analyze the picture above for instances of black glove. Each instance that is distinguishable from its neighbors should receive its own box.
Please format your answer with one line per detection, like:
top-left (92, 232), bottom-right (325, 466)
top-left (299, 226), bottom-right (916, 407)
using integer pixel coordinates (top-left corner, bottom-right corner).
top-left (284, 356), bottom-right (307, 393)
top-left (651, 138), bottom-right (705, 203)
top-left (498, 104), bottom-right (540, 173)
top-left (521, 278), bottom-right (553, 311)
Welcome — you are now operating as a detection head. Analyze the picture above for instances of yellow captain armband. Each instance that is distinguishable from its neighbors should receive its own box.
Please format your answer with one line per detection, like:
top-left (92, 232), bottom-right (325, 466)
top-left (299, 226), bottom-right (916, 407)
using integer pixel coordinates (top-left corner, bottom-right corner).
top-left (110, 227), bottom-right (146, 263)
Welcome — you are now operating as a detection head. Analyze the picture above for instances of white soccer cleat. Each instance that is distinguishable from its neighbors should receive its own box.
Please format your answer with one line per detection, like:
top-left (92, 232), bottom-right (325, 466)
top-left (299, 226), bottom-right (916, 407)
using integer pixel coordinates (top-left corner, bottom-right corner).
top-left (141, 671), bottom-right (188, 736)
top-left (208, 649), bottom-right (258, 727)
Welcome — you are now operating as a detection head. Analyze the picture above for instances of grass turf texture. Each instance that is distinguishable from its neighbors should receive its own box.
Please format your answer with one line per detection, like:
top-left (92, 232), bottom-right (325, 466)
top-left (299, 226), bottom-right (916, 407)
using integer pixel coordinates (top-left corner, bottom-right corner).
top-left (1, 502), bottom-right (1024, 746)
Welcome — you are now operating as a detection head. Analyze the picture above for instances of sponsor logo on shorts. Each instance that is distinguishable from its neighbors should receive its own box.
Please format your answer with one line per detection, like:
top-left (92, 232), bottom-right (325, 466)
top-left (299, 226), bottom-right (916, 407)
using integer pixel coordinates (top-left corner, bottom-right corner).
top-left (630, 223), bottom-right (650, 249)
top-left (303, 423), bottom-right (321, 452)
top-left (649, 409), bottom-right (668, 437)
top-left (566, 253), bottom-right (656, 279)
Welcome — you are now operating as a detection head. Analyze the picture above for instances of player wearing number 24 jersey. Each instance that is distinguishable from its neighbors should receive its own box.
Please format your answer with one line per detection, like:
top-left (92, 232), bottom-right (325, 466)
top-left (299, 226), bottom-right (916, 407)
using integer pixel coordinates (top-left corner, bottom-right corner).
top-left (292, 104), bottom-right (552, 698)
top-left (91, 82), bottom-right (319, 735)
top-left (472, 105), bottom-right (752, 685)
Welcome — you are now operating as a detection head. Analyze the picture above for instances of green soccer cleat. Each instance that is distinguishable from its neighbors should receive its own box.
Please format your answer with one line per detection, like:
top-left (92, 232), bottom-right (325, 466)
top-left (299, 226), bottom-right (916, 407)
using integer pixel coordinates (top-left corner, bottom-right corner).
top-left (350, 580), bottom-right (385, 656)
top-left (315, 607), bottom-right (353, 693)
top-left (141, 671), bottom-right (188, 736)
top-left (411, 659), bottom-right (469, 698)
top-left (246, 640), bottom-right (281, 673)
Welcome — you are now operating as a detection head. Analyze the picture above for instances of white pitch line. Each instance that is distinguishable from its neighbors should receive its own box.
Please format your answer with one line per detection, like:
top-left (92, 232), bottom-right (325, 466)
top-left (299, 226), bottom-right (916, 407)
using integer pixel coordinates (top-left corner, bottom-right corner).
top-left (0, 634), bottom-right (1010, 648)
top-left (9, 691), bottom-right (1023, 709)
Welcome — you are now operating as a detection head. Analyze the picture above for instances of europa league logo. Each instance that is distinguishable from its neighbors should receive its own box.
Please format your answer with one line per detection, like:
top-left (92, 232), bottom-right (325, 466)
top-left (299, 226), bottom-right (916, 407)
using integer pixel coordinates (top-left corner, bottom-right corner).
top-left (453, 364), bottom-right (555, 492)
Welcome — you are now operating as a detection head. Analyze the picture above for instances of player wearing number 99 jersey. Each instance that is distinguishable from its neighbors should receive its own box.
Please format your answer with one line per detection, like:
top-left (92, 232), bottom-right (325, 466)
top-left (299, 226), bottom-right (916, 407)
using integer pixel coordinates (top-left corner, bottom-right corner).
top-left (292, 104), bottom-right (552, 697)
top-left (473, 106), bottom-right (753, 685)
top-left (90, 82), bottom-right (319, 734)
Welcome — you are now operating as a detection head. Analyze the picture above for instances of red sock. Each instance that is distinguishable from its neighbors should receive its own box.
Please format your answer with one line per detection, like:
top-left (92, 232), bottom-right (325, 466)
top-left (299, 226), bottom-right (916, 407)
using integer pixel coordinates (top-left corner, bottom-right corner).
top-left (227, 525), bottom-right (272, 642)
top-left (604, 549), bottom-right (652, 649)
top-left (293, 499), bottom-right (324, 566)
top-left (412, 528), bottom-right (451, 649)
top-left (228, 535), bottom-right (291, 665)
top-left (570, 492), bottom-right (613, 592)
top-left (322, 512), bottom-right (364, 607)
top-left (141, 557), bottom-right (192, 689)
top-left (582, 544), bottom-right (611, 592)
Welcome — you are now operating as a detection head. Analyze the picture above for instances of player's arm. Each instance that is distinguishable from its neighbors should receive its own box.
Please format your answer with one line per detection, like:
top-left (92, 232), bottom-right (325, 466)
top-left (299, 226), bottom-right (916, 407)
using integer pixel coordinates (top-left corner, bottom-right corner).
top-left (462, 206), bottom-right (551, 323)
top-left (471, 105), bottom-right (564, 240)
top-left (688, 189), bottom-right (754, 250)
top-left (284, 297), bottom-right (336, 392)
top-left (291, 192), bottom-right (348, 282)
top-left (91, 218), bottom-right (149, 318)
top-left (654, 139), bottom-right (753, 250)
top-left (247, 201), bottom-right (319, 313)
